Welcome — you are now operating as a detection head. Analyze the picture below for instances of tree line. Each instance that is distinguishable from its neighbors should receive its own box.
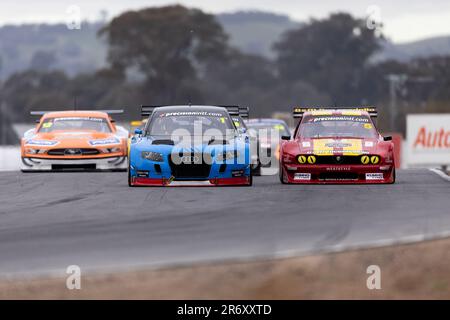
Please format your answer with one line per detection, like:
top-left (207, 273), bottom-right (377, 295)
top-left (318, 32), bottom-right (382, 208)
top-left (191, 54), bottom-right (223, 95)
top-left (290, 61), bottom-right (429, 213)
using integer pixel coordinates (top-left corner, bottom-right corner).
top-left (1, 5), bottom-right (450, 134)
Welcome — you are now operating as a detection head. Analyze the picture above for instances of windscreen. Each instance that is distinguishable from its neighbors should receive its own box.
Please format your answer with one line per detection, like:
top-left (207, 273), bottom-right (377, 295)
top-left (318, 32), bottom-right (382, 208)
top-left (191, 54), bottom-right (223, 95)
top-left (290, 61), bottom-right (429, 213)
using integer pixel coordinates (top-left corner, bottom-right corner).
top-left (298, 115), bottom-right (377, 139)
top-left (147, 111), bottom-right (234, 136)
top-left (38, 117), bottom-right (112, 133)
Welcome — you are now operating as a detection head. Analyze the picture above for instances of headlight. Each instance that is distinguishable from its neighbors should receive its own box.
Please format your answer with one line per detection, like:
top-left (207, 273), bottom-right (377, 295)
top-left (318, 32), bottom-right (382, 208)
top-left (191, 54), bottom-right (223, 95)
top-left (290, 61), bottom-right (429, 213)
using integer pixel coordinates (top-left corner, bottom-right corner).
top-left (216, 151), bottom-right (239, 161)
top-left (142, 151), bottom-right (163, 162)
top-left (297, 155), bottom-right (307, 164)
top-left (370, 155), bottom-right (380, 164)
top-left (307, 155), bottom-right (316, 164)
top-left (25, 148), bottom-right (45, 154)
top-left (25, 139), bottom-right (59, 146)
top-left (89, 137), bottom-right (120, 146)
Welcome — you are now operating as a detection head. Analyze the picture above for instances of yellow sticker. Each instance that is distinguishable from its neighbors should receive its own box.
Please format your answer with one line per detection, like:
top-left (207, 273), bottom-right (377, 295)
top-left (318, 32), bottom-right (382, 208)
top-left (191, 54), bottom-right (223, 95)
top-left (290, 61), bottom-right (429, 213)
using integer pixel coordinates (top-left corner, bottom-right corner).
top-left (364, 124), bottom-right (373, 129)
top-left (42, 122), bottom-right (53, 128)
top-left (234, 121), bottom-right (240, 127)
top-left (341, 110), bottom-right (362, 116)
top-left (273, 124), bottom-right (284, 130)
top-left (310, 111), bottom-right (333, 116)
top-left (220, 117), bottom-right (225, 124)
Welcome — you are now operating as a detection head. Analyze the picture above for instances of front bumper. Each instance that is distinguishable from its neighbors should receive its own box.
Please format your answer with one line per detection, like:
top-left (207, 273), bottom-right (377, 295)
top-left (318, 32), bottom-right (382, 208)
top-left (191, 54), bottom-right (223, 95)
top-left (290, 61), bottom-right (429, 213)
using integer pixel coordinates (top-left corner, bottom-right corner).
top-left (131, 176), bottom-right (251, 187)
top-left (21, 156), bottom-right (127, 172)
top-left (281, 163), bottom-right (395, 184)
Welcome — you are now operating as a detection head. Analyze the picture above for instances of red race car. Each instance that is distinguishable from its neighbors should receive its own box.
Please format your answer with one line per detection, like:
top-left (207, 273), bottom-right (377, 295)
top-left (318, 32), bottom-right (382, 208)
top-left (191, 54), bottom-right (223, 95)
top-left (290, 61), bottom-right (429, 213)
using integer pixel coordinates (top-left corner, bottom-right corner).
top-left (279, 107), bottom-right (395, 184)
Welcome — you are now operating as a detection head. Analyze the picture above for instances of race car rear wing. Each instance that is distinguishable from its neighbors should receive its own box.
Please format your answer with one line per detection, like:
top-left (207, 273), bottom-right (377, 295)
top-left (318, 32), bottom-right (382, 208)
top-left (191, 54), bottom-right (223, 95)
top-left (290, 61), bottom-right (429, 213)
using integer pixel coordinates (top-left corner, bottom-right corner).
top-left (141, 105), bottom-right (160, 117)
top-left (222, 106), bottom-right (250, 119)
top-left (141, 105), bottom-right (250, 118)
top-left (30, 109), bottom-right (124, 116)
top-left (292, 107), bottom-right (377, 119)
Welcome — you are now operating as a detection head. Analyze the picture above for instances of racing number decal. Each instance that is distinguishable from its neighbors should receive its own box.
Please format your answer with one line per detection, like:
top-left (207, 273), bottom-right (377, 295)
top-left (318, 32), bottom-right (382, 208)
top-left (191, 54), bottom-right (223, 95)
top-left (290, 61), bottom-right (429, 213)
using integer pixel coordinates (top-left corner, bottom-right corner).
top-left (361, 155), bottom-right (370, 164)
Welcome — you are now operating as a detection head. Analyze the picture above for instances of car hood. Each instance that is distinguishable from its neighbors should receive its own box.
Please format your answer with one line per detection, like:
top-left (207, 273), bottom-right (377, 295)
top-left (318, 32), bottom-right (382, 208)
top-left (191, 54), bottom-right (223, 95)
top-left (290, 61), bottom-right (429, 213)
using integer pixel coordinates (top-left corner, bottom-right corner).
top-left (297, 137), bottom-right (378, 155)
top-left (133, 135), bottom-right (245, 154)
top-left (31, 131), bottom-right (114, 141)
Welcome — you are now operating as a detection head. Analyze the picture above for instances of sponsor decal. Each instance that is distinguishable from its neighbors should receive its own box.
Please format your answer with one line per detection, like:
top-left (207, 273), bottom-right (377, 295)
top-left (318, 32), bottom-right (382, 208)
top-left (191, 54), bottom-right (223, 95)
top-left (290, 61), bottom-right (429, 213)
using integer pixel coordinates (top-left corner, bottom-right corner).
top-left (364, 123), bottom-right (373, 129)
top-left (325, 142), bottom-right (352, 148)
top-left (232, 169), bottom-right (245, 177)
top-left (366, 173), bottom-right (384, 180)
top-left (89, 137), bottom-right (120, 146)
top-left (25, 139), bottom-right (59, 146)
top-left (312, 139), bottom-right (366, 156)
top-left (54, 117), bottom-right (105, 122)
top-left (159, 111), bottom-right (225, 118)
top-left (308, 116), bottom-right (370, 123)
top-left (365, 141), bottom-right (374, 147)
top-left (294, 173), bottom-right (311, 180)
top-left (302, 141), bottom-right (311, 148)
top-left (326, 167), bottom-right (351, 171)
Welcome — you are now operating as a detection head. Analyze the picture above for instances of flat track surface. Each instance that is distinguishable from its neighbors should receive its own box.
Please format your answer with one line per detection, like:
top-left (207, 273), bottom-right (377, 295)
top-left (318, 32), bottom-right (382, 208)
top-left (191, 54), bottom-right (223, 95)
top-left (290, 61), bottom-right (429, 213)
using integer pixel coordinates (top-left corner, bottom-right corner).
top-left (0, 169), bottom-right (449, 275)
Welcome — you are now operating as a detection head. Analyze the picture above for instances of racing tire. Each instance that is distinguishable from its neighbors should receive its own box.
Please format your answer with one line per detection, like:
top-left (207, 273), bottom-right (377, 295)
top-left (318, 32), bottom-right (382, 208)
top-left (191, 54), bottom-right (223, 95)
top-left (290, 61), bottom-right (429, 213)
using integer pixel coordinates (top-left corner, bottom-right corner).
top-left (279, 165), bottom-right (288, 184)
top-left (390, 168), bottom-right (396, 184)
top-left (247, 172), bottom-right (253, 186)
top-left (252, 162), bottom-right (262, 176)
top-left (127, 160), bottom-right (135, 187)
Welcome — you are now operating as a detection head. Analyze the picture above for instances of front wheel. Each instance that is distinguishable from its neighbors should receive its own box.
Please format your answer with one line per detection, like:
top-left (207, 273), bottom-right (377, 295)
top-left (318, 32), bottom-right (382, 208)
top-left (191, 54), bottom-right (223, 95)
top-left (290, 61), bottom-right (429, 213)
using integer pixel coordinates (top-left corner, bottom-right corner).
top-left (246, 170), bottom-right (253, 186)
top-left (127, 160), bottom-right (135, 187)
top-left (279, 165), bottom-right (287, 184)
top-left (390, 168), bottom-right (396, 184)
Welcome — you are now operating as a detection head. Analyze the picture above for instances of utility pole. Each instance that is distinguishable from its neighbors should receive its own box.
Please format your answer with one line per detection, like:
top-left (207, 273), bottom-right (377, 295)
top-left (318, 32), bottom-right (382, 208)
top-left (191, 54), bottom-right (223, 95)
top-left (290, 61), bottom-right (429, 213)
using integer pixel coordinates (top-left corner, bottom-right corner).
top-left (385, 74), bottom-right (407, 132)
top-left (385, 74), bottom-right (434, 132)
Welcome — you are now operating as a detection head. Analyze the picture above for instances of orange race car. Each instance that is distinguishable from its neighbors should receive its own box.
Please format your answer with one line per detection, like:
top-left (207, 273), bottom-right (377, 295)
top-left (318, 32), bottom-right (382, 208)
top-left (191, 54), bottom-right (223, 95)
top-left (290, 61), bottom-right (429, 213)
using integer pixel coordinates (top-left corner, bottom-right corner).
top-left (21, 110), bottom-right (129, 172)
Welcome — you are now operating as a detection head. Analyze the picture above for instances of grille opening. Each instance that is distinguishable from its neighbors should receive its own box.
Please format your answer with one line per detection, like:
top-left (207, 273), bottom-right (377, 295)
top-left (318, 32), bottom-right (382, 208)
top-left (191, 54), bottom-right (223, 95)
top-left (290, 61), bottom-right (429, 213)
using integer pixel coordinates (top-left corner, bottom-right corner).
top-left (219, 164), bottom-right (227, 173)
top-left (318, 172), bottom-right (359, 181)
top-left (51, 164), bottom-right (96, 171)
top-left (169, 153), bottom-right (211, 179)
top-left (313, 155), bottom-right (363, 165)
top-left (47, 148), bottom-right (100, 156)
top-left (154, 164), bottom-right (162, 174)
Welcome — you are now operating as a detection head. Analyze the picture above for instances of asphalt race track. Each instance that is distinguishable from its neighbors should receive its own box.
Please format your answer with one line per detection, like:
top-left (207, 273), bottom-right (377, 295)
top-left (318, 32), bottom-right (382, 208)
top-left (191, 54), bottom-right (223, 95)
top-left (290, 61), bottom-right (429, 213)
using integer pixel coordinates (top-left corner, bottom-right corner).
top-left (0, 169), bottom-right (449, 276)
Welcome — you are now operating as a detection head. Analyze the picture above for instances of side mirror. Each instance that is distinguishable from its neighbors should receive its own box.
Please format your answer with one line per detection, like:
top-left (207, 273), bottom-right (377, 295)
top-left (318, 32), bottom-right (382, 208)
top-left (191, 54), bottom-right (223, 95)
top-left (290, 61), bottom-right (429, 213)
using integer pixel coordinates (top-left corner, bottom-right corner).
top-left (281, 135), bottom-right (291, 141)
top-left (383, 136), bottom-right (392, 141)
top-left (134, 128), bottom-right (143, 135)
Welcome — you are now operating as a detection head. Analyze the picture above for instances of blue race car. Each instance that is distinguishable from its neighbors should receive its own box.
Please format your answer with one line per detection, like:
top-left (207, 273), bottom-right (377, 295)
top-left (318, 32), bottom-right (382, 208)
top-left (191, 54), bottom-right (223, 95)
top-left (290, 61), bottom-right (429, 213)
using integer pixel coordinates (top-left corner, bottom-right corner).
top-left (128, 105), bottom-right (252, 186)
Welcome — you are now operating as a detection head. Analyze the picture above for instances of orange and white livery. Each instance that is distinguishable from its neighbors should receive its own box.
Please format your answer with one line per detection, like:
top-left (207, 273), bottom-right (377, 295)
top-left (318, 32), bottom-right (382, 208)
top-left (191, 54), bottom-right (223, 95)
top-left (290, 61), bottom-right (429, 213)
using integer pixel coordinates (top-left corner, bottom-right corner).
top-left (21, 110), bottom-right (128, 171)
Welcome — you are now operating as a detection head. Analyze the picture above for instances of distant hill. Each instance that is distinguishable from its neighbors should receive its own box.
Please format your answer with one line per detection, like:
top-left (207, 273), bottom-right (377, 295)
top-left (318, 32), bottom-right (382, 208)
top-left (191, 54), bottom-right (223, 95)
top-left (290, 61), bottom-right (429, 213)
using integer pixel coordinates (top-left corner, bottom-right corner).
top-left (0, 22), bottom-right (107, 80)
top-left (374, 36), bottom-right (450, 62)
top-left (1, 11), bottom-right (450, 80)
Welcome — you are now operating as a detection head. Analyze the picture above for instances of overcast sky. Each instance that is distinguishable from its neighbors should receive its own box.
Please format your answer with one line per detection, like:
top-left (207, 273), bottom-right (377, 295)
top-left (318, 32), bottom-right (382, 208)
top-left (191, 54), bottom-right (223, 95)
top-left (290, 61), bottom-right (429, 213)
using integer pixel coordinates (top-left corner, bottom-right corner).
top-left (2, 0), bottom-right (450, 43)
